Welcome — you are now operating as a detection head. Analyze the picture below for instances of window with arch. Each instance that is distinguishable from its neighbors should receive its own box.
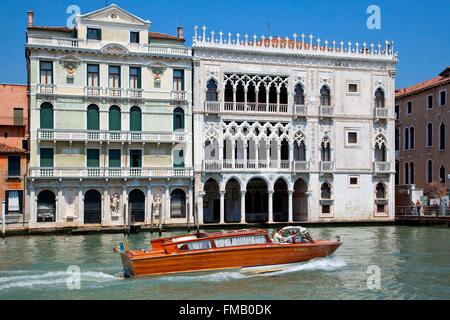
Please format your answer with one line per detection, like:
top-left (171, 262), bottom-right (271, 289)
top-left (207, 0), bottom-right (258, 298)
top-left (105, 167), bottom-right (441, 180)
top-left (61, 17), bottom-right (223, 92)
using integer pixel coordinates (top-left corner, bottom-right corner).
top-left (374, 136), bottom-right (387, 162)
top-left (410, 127), bottom-right (415, 149)
top-left (321, 183), bottom-right (331, 200)
top-left (321, 140), bottom-right (331, 162)
top-left (439, 165), bottom-right (446, 184)
top-left (173, 107), bottom-right (185, 131)
top-left (206, 79), bottom-right (218, 101)
top-left (404, 162), bottom-right (410, 184)
top-left (129, 106), bottom-right (142, 132)
top-left (40, 102), bottom-right (54, 129)
top-left (440, 122), bottom-right (446, 150)
top-left (395, 128), bottom-right (400, 151)
top-left (404, 128), bottom-right (410, 150)
top-left (427, 160), bottom-right (433, 183)
top-left (294, 141), bottom-right (306, 161)
top-left (87, 104), bottom-right (100, 131)
top-left (320, 86), bottom-right (331, 106)
top-left (170, 189), bottom-right (186, 218)
top-left (427, 123), bottom-right (433, 147)
top-left (108, 105), bottom-right (121, 131)
top-left (376, 183), bottom-right (386, 199)
top-left (409, 162), bottom-right (415, 184)
top-left (224, 81), bottom-right (233, 102)
top-left (375, 88), bottom-right (385, 108)
top-left (294, 84), bottom-right (305, 105)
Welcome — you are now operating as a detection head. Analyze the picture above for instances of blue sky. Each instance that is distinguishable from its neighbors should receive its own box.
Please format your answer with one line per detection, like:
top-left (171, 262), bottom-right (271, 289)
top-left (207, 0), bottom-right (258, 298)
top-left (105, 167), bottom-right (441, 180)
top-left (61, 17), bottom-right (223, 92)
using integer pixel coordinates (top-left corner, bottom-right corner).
top-left (0, 0), bottom-right (448, 88)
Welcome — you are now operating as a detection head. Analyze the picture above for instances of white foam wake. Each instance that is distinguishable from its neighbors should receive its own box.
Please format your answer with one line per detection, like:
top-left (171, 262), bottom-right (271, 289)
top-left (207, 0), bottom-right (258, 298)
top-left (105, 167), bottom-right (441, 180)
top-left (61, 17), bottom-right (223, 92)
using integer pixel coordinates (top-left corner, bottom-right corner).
top-left (0, 270), bottom-right (120, 291)
top-left (158, 256), bottom-right (346, 283)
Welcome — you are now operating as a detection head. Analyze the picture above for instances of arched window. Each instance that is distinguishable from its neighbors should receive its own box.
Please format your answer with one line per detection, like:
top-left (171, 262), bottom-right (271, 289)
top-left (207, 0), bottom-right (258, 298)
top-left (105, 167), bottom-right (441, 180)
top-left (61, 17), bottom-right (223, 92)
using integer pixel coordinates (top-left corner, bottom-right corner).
top-left (404, 162), bottom-right (410, 184)
top-left (375, 88), bottom-right (385, 108)
top-left (294, 84), bottom-right (305, 105)
top-left (108, 105), bottom-right (121, 131)
top-left (236, 82), bottom-right (245, 103)
top-left (294, 141), bottom-right (306, 161)
top-left (129, 106), bottom-right (142, 132)
top-left (206, 79), bottom-right (218, 102)
top-left (268, 83), bottom-right (277, 104)
top-left (320, 86), bottom-right (331, 106)
top-left (224, 81), bottom-right (233, 102)
top-left (87, 104), bottom-right (99, 130)
top-left (376, 183), bottom-right (386, 199)
top-left (171, 189), bottom-right (186, 218)
top-left (321, 183), bottom-right (331, 199)
top-left (40, 102), bottom-right (54, 129)
top-left (280, 84), bottom-right (288, 105)
top-left (440, 122), bottom-right (446, 150)
top-left (395, 128), bottom-right (400, 151)
top-left (321, 140), bottom-right (331, 161)
top-left (404, 128), bottom-right (409, 150)
top-left (173, 107), bottom-right (185, 131)
top-left (427, 160), bottom-right (433, 183)
top-left (427, 123), bottom-right (433, 147)
top-left (410, 162), bottom-right (415, 184)
top-left (410, 127), bottom-right (415, 149)
top-left (439, 165), bottom-right (446, 184)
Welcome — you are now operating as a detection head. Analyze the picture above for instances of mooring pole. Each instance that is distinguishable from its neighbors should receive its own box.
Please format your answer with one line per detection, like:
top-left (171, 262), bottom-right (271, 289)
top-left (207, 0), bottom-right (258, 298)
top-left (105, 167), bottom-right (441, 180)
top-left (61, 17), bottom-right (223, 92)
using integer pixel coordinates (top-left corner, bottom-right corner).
top-left (187, 196), bottom-right (191, 233)
top-left (150, 201), bottom-right (154, 235)
top-left (2, 200), bottom-right (6, 238)
top-left (158, 202), bottom-right (163, 236)
top-left (123, 203), bottom-right (128, 235)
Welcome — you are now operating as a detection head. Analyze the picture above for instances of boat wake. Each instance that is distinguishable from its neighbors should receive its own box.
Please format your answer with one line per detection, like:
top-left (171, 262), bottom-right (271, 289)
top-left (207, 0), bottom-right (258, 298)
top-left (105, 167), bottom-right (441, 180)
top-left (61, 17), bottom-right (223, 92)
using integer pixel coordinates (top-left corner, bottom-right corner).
top-left (0, 270), bottom-right (121, 291)
top-left (158, 256), bottom-right (346, 283)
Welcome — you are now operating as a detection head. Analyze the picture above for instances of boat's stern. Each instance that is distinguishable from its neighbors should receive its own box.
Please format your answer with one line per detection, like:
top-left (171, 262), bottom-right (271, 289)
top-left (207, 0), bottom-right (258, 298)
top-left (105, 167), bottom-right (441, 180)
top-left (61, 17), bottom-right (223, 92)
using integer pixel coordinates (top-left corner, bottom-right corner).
top-left (120, 252), bottom-right (135, 278)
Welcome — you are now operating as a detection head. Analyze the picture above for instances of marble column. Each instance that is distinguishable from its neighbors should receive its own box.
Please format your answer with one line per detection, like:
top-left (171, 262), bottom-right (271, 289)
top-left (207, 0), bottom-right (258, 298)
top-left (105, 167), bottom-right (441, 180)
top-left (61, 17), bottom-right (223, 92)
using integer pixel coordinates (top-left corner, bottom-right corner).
top-left (288, 190), bottom-right (294, 223)
top-left (197, 193), bottom-right (204, 225)
top-left (122, 186), bottom-right (128, 226)
top-left (268, 191), bottom-right (274, 223)
top-left (165, 186), bottom-right (170, 222)
top-left (102, 187), bottom-right (109, 226)
top-left (188, 186), bottom-right (193, 223)
top-left (240, 191), bottom-right (246, 224)
top-left (78, 184), bottom-right (83, 225)
top-left (220, 191), bottom-right (225, 224)
top-left (29, 183), bottom-right (36, 224)
top-left (57, 184), bottom-right (63, 223)
top-left (146, 186), bottom-right (152, 224)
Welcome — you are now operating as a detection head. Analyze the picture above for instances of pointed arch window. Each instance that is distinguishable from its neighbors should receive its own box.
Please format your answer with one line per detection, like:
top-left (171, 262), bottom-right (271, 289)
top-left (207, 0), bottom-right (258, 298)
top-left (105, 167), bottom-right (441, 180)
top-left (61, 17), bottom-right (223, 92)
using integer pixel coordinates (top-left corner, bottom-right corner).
top-left (404, 163), bottom-right (410, 184)
top-left (375, 88), bottom-right (385, 108)
top-left (439, 165), bottom-right (446, 184)
top-left (427, 123), bottom-right (433, 147)
top-left (404, 128), bottom-right (409, 150)
top-left (321, 140), bottom-right (331, 161)
top-left (440, 122), bottom-right (446, 150)
top-left (206, 79), bottom-right (218, 102)
top-left (409, 162), bottom-right (415, 184)
top-left (376, 183), bottom-right (386, 199)
top-left (427, 160), bottom-right (433, 183)
top-left (320, 86), bottom-right (331, 106)
top-left (395, 128), bottom-right (400, 151)
top-left (321, 183), bottom-right (331, 200)
top-left (410, 127), bottom-right (415, 149)
top-left (294, 84), bottom-right (305, 105)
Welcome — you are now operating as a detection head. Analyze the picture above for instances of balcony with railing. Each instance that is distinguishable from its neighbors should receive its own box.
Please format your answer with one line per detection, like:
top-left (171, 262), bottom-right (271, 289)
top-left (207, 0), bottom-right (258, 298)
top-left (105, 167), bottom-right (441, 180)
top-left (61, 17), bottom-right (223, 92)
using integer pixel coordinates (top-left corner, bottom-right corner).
top-left (106, 87), bottom-right (123, 98)
top-left (85, 86), bottom-right (102, 96)
top-left (37, 84), bottom-right (56, 95)
top-left (320, 161), bottom-right (335, 173)
top-left (319, 105), bottom-right (334, 118)
top-left (293, 161), bottom-right (310, 172)
top-left (374, 107), bottom-right (389, 120)
top-left (30, 167), bottom-right (193, 179)
top-left (171, 90), bottom-right (187, 101)
top-left (27, 36), bottom-right (192, 57)
top-left (203, 160), bottom-right (308, 172)
top-left (294, 104), bottom-right (308, 117)
top-left (373, 161), bottom-right (391, 174)
top-left (128, 89), bottom-right (143, 99)
top-left (37, 129), bottom-right (187, 144)
top-left (213, 102), bottom-right (290, 115)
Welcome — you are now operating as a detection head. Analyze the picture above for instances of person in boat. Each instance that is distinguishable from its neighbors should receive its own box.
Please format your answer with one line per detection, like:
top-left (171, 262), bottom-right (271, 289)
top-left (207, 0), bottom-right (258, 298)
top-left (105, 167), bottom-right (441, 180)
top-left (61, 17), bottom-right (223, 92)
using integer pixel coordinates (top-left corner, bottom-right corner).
top-left (273, 229), bottom-right (288, 243)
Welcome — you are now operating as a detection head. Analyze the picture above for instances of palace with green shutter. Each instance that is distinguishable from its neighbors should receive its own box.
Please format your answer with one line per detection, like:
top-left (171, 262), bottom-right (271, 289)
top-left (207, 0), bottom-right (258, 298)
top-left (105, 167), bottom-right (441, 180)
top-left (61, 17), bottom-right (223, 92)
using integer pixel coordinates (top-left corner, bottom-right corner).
top-left (26, 5), bottom-right (193, 228)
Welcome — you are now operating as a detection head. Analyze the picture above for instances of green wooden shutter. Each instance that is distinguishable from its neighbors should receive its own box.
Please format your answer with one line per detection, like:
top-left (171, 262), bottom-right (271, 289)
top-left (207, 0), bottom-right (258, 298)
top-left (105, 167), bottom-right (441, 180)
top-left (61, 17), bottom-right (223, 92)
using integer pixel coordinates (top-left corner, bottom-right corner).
top-left (173, 109), bottom-right (185, 131)
top-left (87, 149), bottom-right (100, 168)
top-left (108, 149), bottom-right (121, 168)
top-left (109, 107), bottom-right (121, 131)
top-left (130, 107), bottom-right (142, 131)
top-left (40, 104), bottom-right (53, 129)
top-left (87, 106), bottom-right (100, 130)
top-left (137, 68), bottom-right (141, 89)
top-left (40, 148), bottom-right (54, 167)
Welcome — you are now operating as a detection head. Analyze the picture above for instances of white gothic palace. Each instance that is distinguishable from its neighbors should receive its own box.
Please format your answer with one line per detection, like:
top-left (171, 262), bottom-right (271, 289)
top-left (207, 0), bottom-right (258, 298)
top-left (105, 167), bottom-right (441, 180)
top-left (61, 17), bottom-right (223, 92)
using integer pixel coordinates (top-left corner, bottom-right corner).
top-left (192, 26), bottom-right (398, 224)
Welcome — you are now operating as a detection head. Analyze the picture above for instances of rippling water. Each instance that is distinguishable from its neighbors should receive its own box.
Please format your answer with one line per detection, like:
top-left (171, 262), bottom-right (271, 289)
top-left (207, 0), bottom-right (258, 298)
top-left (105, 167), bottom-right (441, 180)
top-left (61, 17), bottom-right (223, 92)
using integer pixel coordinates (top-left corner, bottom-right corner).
top-left (0, 226), bottom-right (449, 300)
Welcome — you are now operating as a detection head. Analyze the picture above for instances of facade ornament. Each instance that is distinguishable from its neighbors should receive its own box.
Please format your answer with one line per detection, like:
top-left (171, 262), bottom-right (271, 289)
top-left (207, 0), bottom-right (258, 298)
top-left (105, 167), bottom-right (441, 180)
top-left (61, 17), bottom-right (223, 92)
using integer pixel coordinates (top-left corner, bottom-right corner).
top-left (110, 193), bottom-right (120, 215)
top-left (153, 195), bottom-right (162, 217)
top-left (59, 60), bottom-right (80, 79)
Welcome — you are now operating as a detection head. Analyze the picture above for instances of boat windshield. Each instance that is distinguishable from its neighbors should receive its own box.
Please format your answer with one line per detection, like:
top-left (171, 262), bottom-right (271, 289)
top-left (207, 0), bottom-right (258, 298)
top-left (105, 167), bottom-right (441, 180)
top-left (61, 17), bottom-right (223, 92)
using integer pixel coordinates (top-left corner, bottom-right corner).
top-left (177, 240), bottom-right (212, 251)
top-left (214, 235), bottom-right (267, 248)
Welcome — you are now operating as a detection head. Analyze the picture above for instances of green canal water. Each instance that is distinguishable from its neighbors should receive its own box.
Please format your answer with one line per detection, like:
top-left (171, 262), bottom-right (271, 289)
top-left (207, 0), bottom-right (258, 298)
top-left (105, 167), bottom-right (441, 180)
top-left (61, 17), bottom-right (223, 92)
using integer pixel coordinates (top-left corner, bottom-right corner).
top-left (0, 226), bottom-right (449, 300)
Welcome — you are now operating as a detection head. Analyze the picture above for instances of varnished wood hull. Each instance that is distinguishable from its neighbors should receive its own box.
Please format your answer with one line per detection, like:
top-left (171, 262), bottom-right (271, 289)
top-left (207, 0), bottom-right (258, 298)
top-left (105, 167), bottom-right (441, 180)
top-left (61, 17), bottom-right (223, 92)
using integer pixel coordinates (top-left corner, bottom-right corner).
top-left (121, 240), bottom-right (342, 277)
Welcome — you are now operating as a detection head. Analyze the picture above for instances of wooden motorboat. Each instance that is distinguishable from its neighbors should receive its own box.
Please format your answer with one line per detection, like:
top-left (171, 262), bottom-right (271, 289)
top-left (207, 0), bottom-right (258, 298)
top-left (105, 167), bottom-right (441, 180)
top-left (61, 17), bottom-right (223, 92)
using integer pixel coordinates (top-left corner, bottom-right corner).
top-left (117, 227), bottom-right (342, 278)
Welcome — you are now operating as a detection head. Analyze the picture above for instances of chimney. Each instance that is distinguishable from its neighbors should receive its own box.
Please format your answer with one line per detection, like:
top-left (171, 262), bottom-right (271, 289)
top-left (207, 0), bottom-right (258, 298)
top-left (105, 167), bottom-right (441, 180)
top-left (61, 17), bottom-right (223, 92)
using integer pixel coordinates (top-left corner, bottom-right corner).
top-left (27, 11), bottom-right (34, 28)
top-left (177, 26), bottom-right (184, 40)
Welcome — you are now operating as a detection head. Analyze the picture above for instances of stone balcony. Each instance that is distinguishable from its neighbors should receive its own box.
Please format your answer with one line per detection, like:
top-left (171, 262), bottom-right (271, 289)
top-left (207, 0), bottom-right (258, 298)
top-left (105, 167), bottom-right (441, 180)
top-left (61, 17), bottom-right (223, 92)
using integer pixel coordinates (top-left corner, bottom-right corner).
top-left (203, 160), bottom-right (310, 172)
top-left (374, 107), bottom-right (389, 120)
top-left (319, 105), bottom-right (334, 118)
top-left (373, 161), bottom-right (391, 174)
top-left (27, 36), bottom-right (192, 57)
top-left (37, 129), bottom-right (187, 144)
top-left (320, 161), bottom-right (335, 174)
top-left (204, 101), bottom-right (290, 115)
top-left (37, 84), bottom-right (56, 95)
top-left (29, 167), bottom-right (193, 179)
top-left (294, 104), bottom-right (308, 117)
